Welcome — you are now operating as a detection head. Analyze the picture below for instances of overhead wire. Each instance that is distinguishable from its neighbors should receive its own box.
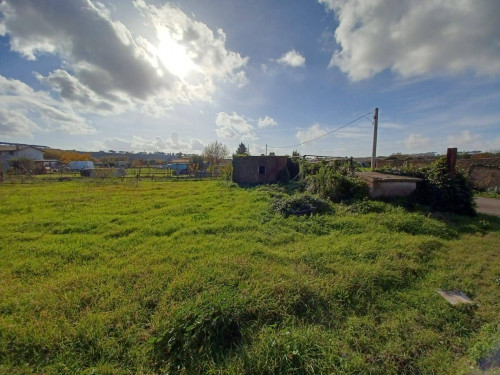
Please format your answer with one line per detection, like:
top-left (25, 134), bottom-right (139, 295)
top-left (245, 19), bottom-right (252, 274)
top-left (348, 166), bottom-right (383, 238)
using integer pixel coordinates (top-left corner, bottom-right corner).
top-left (267, 110), bottom-right (374, 149)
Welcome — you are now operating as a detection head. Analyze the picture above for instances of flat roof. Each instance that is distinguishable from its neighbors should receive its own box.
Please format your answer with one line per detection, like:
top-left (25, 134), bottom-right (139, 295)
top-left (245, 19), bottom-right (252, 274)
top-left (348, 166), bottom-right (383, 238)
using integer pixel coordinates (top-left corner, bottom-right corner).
top-left (356, 172), bottom-right (422, 183)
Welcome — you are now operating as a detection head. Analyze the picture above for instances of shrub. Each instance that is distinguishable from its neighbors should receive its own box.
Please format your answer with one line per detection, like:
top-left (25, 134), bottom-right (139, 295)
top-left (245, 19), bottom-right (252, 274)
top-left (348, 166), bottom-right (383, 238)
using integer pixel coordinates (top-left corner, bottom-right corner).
top-left (305, 163), bottom-right (368, 203)
top-left (8, 157), bottom-right (34, 175)
top-left (379, 157), bottom-right (476, 216)
top-left (272, 193), bottom-right (331, 217)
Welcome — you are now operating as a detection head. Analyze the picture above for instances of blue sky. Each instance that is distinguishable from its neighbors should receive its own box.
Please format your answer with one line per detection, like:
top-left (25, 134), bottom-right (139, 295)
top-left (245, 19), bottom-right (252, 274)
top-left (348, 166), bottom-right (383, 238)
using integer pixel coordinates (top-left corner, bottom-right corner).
top-left (0, 0), bottom-right (499, 156)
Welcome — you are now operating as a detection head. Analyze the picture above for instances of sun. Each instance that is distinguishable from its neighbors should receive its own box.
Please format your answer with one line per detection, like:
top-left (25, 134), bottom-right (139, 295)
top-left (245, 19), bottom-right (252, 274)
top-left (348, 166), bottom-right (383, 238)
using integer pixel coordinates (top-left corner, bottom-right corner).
top-left (156, 28), bottom-right (196, 79)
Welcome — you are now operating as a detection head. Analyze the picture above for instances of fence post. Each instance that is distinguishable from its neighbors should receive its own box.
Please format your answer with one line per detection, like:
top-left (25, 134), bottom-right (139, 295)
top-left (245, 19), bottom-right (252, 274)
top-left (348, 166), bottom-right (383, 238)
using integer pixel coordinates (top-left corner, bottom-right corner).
top-left (446, 148), bottom-right (457, 177)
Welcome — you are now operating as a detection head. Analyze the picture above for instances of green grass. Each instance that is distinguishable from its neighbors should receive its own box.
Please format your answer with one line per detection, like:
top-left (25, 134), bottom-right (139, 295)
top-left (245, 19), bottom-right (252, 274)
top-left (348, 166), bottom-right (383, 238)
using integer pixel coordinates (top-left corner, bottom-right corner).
top-left (0, 180), bottom-right (499, 374)
top-left (476, 190), bottom-right (500, 200)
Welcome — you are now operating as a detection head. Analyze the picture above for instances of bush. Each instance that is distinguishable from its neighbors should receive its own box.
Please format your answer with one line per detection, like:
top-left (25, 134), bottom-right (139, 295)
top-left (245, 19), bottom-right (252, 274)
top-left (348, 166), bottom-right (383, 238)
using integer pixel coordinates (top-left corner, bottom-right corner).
top-left (305, 163), bottom-right (368, 203)
top-left (8, 157), bottom-right (34, 175)
top-left (379, 158), bottom-right (476, 216)
top-left (272, 193), bottom-right (331, 217)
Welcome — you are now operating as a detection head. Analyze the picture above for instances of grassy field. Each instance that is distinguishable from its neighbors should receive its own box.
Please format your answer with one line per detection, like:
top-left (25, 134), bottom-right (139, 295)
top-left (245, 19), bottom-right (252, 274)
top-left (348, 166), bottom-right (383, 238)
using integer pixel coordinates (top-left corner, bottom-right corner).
top-left (0, 179), bottom-right (499, 374)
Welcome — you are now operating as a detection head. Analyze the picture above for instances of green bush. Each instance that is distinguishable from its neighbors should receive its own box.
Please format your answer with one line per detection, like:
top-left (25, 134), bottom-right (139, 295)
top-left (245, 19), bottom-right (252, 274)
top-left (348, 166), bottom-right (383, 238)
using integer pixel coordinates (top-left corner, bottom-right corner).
top-left (379, 158), bottom-right (476, 216)
top-left (305, 163), bottom-right (368, 203)
top-left (7, 157), bottom-right (34, 175)
top-left (272, 193), bottom-right (331, 217)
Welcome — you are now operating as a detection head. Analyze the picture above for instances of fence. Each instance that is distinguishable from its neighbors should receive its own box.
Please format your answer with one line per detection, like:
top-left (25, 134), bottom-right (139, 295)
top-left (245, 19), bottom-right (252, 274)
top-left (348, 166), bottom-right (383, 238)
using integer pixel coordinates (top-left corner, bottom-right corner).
top-left (1, 166), bottom-right (216, 183)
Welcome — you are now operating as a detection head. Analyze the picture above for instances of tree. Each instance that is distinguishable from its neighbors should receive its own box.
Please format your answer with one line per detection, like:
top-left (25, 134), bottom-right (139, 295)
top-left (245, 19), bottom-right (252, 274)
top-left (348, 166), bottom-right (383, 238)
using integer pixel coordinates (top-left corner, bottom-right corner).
top-left (189, 155), bottom-right (204, 173)
top-left (235, 142), bottom-right (248, 156)
top-left (202, 141), bottom-right (229, 174)
top-left (292, 150), bottom-right (300, 158)
top-left (43, 149), bottom-right (91, 163)
top-left (8, 157), bottom-right (35, 175)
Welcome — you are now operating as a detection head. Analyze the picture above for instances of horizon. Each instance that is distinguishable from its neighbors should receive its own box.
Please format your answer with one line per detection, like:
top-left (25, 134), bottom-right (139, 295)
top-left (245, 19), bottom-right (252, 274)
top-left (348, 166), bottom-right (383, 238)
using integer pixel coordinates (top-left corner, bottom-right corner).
top-left (3, 140), bottom-right (490, 161)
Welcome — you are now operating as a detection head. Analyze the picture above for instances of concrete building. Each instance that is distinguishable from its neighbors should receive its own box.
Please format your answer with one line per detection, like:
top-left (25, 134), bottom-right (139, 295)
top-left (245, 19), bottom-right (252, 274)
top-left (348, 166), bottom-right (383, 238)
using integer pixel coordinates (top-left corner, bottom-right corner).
top-left (356, 172), bottom-right (421, 198)
top-left (233, 156), bottom-right (290, 185)
top-left (0, 145), bottom-right (44, 170)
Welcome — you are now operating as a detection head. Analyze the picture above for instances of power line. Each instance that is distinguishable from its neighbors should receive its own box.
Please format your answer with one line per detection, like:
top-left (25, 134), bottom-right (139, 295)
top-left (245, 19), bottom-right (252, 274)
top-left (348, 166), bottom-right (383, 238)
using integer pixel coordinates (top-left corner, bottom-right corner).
top-left (267, 110), bottom-right (374, 149)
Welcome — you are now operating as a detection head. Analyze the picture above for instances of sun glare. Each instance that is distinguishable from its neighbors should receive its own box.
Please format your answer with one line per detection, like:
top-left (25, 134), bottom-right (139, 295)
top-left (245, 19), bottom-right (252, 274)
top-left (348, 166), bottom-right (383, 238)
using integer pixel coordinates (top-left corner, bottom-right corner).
top-left (156, 28), bottom-right (196, 79)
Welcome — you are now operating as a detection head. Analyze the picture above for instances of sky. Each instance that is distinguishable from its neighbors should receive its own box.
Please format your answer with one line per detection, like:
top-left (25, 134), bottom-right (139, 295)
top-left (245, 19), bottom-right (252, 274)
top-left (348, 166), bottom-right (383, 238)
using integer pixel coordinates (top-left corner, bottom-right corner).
top-left (0, 0), bottom-right (499, 157)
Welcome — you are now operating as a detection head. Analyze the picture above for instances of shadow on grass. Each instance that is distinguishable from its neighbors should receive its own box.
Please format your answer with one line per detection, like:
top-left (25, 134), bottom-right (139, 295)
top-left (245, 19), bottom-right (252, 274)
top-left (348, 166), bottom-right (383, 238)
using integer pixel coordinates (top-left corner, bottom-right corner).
top-left (363, 195), bottom-right (500, 238)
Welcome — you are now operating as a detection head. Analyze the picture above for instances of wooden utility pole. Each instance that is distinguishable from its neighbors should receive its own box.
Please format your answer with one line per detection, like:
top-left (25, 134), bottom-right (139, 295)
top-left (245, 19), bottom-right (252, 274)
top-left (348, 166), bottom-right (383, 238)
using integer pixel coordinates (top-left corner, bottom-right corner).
top-left (371, 108), bottom-right (379, 171)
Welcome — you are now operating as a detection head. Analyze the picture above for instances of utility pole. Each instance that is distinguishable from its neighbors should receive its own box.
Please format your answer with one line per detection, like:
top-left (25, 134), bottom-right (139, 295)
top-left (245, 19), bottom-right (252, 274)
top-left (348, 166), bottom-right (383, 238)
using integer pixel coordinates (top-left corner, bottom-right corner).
top-left (265, 144), bottom-right (267, 156)
top-left (371, 108), bottom-right (379, 171)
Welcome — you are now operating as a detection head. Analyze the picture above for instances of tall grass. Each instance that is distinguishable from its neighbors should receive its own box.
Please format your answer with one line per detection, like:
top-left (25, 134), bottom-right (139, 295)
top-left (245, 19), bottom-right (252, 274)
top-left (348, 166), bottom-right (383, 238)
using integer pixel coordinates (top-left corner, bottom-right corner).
top-left (0, 179), bottom-right (499, 374)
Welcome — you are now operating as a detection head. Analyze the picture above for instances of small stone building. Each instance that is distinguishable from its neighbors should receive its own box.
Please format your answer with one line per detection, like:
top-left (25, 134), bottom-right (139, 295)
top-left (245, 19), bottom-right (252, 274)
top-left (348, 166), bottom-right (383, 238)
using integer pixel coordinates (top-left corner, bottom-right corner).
top-left (356, 172), bottom-right (421, 198)
top-left (233, 156), bottom-right (289, 185)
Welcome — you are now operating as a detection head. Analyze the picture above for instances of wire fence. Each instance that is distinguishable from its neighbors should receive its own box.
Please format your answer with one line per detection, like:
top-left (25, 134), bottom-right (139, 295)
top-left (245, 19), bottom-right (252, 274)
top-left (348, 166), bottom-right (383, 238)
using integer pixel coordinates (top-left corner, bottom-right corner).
top-left (1, 167), bottom-right (218, 184)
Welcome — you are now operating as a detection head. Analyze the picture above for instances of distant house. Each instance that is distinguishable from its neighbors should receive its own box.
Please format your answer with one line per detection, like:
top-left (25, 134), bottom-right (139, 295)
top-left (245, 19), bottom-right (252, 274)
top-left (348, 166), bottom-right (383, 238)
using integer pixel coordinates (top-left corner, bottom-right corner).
top-left (0, 145), bottom-right (44, 170)
top-left (233, 156), bottom-right (294, 185)
top-left (67, 161), bottom-right (94, 171)
top-left (167, 158), bottom-right (190, 174)
top-left (37, 159), bottom-right (64, 172)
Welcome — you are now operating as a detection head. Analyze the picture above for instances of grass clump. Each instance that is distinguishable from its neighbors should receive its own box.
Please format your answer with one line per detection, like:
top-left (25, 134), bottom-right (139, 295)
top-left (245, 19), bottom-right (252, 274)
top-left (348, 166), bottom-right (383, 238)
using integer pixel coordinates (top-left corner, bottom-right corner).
top-left (151, 291), bottom-right (248, 372)
top-left (272, 193), bottom-right (331, 217)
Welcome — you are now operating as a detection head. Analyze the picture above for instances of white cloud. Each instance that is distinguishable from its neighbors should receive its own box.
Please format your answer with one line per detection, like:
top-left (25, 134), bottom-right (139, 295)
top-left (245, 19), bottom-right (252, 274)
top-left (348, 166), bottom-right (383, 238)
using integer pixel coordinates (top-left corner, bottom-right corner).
top-left (215, 112), bottom-right (256, 140)
top-left (335, 127), bottom-right (370, 139)
top-left (403, 133), bottom-right (431, 151)
top-left (320, 0), bottom-right (500, 81)
top-left (380, 122), bottom-right (404, 130)
top-left (257, 115), bottom-right (278, 128)
top-left (296, 123), bottom-right (327, 143)
top-left (454, 115), bottom-right (500, 129)
top-left (447, 130), bottom-right (481, 149)
top-left (0, 75), bottom-right (95, 137)
top-left (93, 133), bottom-right (204, 153)
top-left (190, 139), bottom-right (205, 151)
top-left (134, 1), bottom-right (249, 97)
top-left (277, 50), bottom-right (306, 68)
top-left (251, 144), bottom-right (266, 156)
top-left (0, 0), bottom-right (248, 117)
top-left (36, 70), bottom-right (118, 114)
top-left (0, 108), bottom-right (40, 138)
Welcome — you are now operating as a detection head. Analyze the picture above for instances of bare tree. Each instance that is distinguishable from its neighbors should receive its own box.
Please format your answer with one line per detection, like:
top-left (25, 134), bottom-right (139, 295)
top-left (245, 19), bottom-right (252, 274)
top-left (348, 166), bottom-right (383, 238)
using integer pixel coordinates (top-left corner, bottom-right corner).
top-left (202, 141), bottom-right (229, 175)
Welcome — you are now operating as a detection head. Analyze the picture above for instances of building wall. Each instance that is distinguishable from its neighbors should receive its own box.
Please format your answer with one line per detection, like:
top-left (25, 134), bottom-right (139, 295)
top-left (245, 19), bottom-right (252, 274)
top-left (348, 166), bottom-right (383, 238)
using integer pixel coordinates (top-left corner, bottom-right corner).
top-left (16, 147), bottom-right (44, 160)
top-left (368, 181), bottom-right (418, 198)
top-left (233, 156), bottom-right (288, 185)
top-left (469, 167), bottom-right (500, 190)
top-left (0, 147), bottom-right (44, 170)
top-left (377, 157), bottom-right (500, 189)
